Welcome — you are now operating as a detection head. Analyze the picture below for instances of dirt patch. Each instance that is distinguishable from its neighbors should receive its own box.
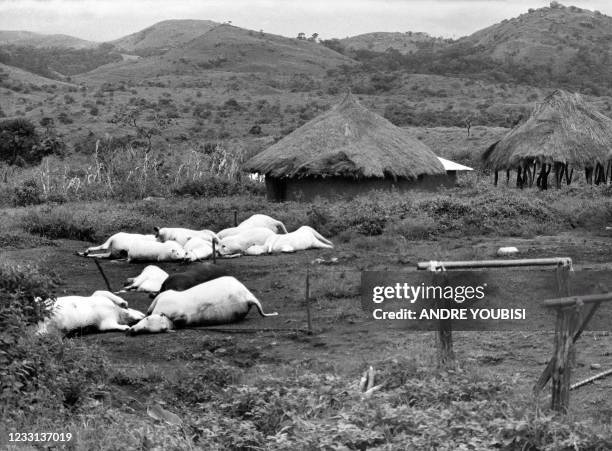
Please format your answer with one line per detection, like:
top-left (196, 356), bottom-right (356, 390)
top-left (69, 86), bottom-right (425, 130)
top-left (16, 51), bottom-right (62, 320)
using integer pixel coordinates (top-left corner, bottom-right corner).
top-left (3, 231), bottom-right (612, 420)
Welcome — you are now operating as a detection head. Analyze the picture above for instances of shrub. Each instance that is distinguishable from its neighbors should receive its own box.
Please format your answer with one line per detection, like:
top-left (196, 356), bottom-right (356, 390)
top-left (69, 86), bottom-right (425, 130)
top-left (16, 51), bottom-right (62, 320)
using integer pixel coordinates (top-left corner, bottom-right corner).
top-left (21, 207), bottom-right (99, 241)
top-left (12, 178), bottom-right (44, 206)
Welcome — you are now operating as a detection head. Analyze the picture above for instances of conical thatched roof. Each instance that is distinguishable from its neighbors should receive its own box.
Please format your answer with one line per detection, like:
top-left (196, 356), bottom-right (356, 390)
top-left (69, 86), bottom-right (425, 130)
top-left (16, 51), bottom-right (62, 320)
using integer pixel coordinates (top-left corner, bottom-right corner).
top-left (482, 90), bottom-right (612, 170)
top-left (243, 92), bottom-right (445, 179)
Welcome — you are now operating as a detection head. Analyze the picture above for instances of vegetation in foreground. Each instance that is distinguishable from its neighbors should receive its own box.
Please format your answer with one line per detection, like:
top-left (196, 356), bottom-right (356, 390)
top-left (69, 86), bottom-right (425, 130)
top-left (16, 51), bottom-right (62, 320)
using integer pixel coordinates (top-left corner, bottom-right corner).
top-left (1, 263), bottom-right (611, 450)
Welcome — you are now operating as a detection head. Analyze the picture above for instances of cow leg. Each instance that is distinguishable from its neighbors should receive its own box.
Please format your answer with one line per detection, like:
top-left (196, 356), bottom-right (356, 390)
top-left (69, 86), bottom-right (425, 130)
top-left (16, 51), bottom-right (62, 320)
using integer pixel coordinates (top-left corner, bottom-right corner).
top-left (85, 252), bottom-right (112, 259)
top-left (98, 319), bottom-right (131, 332)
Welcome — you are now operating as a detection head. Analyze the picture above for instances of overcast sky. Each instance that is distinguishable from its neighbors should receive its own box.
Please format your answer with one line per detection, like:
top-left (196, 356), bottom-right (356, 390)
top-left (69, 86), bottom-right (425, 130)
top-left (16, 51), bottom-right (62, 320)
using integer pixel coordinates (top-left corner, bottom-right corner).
top-left (1, 0), bottom-right (611, 42)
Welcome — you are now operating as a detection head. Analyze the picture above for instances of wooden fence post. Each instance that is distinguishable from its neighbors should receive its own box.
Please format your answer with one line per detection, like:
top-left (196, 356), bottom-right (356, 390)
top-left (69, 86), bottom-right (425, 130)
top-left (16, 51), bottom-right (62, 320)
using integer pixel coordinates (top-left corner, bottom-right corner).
top-left (212, 240), bottom-right (216, 264)
top-left (433, 271), bottom-right (454, 367)
top-left (234, 211), bottom-right (238, 227)
top-left (551, 306), bottom-right (575, 413)
top-left (305, 269), bottom-right (312, 334)
top-left (93, 258), bottom-right (112, 292)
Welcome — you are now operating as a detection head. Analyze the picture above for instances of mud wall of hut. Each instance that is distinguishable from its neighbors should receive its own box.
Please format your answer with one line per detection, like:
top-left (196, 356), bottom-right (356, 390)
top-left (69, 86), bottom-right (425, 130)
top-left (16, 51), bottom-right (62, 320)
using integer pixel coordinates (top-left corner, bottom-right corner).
top-left (265, 173), bottom-right (457, 202)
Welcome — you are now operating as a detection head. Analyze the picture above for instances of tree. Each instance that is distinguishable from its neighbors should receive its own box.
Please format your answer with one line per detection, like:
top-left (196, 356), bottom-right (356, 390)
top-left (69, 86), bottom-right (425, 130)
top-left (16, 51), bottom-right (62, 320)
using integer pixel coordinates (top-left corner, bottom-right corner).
top-left (0, 118), bottom-right (63, 166)
top-left (0, 119), bottom-right (39, 166)
top-left (297, 32), bottom-right (306, 40)
top-left (308, 33), bottom-right (319, 42)
top-left (110, 106), bottom-right (172, 152)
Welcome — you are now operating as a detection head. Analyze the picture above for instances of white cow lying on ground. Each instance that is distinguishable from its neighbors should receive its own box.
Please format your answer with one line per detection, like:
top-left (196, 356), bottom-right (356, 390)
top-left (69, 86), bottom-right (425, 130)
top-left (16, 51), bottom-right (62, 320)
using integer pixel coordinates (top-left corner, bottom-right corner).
top-left (126, 276), bottom-right (278, 334)
top-left (217, 214), bottom-right (288, 239)
top-left (37, 291), bottom-right (145, 335)
top-left (80, 232), bottom-right (157, 258)
top-left (154, 227), bottom-right (218, 247)
top-left (118, 265), bottom-right (169, 293)
top-left (217, 227), bottom-right (276, 256)
top-left (245, 226), bottom-right (333, 255)
top-left (184, 236), bottom-right (214, 261)
top-left (123, 240), bottom-right (187, 263)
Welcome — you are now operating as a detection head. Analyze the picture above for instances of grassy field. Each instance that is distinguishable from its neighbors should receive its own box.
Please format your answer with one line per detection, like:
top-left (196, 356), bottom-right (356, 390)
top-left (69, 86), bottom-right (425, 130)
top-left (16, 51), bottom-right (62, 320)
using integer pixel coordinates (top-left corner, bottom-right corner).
top-left (2, 185), bottom-right (612, 449)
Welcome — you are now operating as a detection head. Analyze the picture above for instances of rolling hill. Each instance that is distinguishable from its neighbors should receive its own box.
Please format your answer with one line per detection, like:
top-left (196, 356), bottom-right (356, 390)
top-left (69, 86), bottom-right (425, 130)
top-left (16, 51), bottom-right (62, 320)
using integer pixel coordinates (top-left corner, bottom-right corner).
top-left (0, 30), bottom-right (97, 49)
top-left (110, 19), bottom-right (220, 56)
top-left (82, 23), bottom-right (354, 81)
top-left (340, 31), bottom-right (447, 54)
top-left (456, 3), bottom-right (612, 73)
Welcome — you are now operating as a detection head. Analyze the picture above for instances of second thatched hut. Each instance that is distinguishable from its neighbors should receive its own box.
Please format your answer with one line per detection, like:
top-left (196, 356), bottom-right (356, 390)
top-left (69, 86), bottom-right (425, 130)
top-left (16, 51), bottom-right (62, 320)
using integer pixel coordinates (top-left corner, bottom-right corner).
top-left (482, 90), bottom-right (612, 189)
top-left (244, 93), bottom-right (469, 201)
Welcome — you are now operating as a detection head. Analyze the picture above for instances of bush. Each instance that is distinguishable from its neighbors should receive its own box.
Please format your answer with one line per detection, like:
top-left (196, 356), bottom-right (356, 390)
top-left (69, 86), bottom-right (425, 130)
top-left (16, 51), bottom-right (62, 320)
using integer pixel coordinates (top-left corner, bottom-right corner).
top-left (21, 207), bottom-right (99, 241)
top-left (12, 178), bottom-right (44, 206)
top-left (0, 118), bottom-right (40, 166)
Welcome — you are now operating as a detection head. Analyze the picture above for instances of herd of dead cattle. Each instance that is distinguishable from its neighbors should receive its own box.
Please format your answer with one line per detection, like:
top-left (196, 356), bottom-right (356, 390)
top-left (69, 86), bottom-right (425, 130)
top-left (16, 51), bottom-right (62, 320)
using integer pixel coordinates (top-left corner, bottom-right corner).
top-left (36, 214), bottom-right (333, 336)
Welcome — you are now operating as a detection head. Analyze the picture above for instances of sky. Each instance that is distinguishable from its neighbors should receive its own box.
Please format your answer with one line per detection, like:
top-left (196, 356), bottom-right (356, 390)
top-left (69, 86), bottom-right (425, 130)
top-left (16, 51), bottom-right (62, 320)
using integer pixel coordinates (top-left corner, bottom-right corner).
top-left (1, 0), bottom-right (612, 42)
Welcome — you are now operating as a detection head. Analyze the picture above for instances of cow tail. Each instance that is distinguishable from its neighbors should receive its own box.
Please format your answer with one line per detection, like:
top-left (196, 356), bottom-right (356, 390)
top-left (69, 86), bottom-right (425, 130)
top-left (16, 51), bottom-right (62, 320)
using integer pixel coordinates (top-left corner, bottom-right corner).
top-left (311, 228), bottom-right (333, 247)
top-left (276, 221), bottom-right (288, 234)
top-left (250, 299), bottom-right (278, 317)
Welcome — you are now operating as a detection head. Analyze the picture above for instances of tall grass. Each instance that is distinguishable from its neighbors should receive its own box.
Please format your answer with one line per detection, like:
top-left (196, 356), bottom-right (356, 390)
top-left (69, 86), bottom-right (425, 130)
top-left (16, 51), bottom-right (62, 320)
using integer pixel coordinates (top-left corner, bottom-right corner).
top-left (0, 140), bottom-right (264, 206)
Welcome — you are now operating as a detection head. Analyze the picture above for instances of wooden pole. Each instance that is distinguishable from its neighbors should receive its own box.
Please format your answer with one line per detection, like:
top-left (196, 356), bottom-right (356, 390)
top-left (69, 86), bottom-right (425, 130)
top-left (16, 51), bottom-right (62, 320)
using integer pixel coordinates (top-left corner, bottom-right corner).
top-left (571, 368), bottom-right (612, 391)
top-left (93, 258), bottom-right (112, 292)
top-left (212, 240), bottom-right (216, 264)
top-left (305, 268), bottom-right (312, 335)
top-left (494, 170), bottom-right (499, 186)
top-left (565, 166), bottom-right (573, 185)
top-left (506, 170), bottom-right (510, 185)
top-left (417, 257), bottom-right (572, 271)
top-left (433, 271), bottom-right (454, 367)
top-left (234, 210), bottom-right (238, 227)
top-left (551, 306), bottom-right (574, 413)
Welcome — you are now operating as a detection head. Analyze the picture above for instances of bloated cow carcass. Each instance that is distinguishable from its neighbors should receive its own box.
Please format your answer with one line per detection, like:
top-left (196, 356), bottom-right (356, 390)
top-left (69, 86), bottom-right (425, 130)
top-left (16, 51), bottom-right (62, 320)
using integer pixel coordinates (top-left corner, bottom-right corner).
top-left (126, 276), bottom-right (277, 334)
top-left (245, 226), bottom-right (333, 255)
top-left (217, 214), bottom-right (288, 239)
top-left (154, 227), bottom-right (218, 247)
top-left (79, 232), bottom-right (157, 259)
top-left (217, 227), bottom-right (276, 256)
top-left (36, 291), bottom-right (145, 335)
top-left (118, 265), bottom-right (169, 293)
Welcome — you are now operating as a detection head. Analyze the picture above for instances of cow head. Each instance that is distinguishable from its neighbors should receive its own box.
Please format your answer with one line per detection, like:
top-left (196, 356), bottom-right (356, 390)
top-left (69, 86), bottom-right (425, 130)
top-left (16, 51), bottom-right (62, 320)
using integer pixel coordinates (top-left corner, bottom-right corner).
top-left (218, 237), bottom-right (242, 256)
top-left (169, 246), bottom-right (188, 261)
top-left (126, 313), bottom-right (173, 335)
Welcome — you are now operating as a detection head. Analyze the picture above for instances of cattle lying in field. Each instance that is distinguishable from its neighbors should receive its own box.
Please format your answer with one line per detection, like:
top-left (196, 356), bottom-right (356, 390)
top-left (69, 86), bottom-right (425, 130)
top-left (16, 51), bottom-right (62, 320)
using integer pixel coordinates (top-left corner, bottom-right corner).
top-left (218, 227), bottom-right (276, 256)
top-left (112, 240), bottom-right (187, 263)
top-left (158, 263), bottom-right (229, 294)
top-left (217, 214), bottom-right (288, 239)
top-left (154, 227), bottom-right (218, 247)
top-left (184, 236), bottom-right (215, 261)
top-left (126, 276), bottom-right (277, 334)
top-left (37, 291), bottom-right (145, 335)
top-left (80, 232), bottom-right (157, 258)
top-left (118, 265), bottom-right (169, 293)
top-left (245, 226), bottom-right (333, 255)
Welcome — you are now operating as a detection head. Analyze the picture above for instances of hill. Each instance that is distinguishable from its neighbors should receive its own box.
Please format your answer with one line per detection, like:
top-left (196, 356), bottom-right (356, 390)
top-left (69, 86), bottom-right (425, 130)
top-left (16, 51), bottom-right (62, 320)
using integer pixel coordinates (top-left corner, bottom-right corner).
top-left (83, 24), bottom-right (354, 81)
top-left (340, 31), bottom-right (447, 54)
top-left (110, 19), bottom-right (220, 56)
top-left (457, 3), bottom-right (612, 77)
top-left (345, 3), bottom-right (612, 95)
top-left (0, 30), bottom-right (97, 49)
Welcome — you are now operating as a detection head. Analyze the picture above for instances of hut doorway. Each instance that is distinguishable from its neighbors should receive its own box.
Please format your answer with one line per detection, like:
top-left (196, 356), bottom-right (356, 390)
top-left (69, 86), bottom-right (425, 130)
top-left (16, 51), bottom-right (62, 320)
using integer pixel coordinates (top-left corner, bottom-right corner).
top-left (266, 177), bottom-right (287, 202)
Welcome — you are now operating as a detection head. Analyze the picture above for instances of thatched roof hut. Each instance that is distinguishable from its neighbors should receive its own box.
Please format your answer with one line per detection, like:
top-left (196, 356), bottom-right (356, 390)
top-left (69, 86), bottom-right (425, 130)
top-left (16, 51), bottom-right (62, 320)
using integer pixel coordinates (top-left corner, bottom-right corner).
top-left (482, 90), bottom-right (612, 188)
top-left (244, 93), bottom-right (460, 201)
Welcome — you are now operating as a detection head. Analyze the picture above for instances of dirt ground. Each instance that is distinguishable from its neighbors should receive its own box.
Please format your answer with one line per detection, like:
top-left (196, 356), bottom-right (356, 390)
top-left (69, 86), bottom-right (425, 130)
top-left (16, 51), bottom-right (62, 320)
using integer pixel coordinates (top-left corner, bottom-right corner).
top-left (4, 230), bottom-right (612, 423)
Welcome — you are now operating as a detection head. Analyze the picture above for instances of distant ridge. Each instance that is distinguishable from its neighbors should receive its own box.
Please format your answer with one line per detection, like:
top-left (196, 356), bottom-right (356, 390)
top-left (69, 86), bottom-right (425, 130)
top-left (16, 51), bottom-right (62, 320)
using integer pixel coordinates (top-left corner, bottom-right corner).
top-left (110, 19), bottom-right (220, 55)
top-left (0, 30), bottom-right (97, 49)
top-left (341, 31), bottom-right (447, 54)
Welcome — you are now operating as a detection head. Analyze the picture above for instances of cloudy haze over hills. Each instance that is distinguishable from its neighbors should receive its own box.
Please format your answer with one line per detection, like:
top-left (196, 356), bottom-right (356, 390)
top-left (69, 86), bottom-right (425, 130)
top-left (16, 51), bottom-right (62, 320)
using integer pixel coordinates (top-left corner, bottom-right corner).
top-left (2, 0), bottom-right (612, 41)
